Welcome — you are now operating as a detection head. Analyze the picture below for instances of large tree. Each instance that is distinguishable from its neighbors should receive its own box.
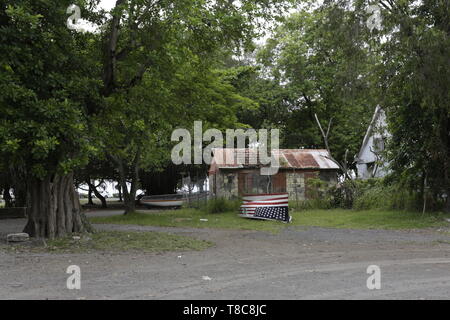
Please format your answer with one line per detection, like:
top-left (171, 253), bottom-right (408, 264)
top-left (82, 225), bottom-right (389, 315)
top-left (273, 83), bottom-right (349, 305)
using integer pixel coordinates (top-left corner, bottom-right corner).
top-left (255, 2), bottom-right (380, 167)
top-left (0, 0), bottom-right (290, 237)
top-left (372, 0), bottom-right (450, 211)
top-left (0, 0), bottom-right (99, 237)
top-left (91, 0), bottom-right (288, 214)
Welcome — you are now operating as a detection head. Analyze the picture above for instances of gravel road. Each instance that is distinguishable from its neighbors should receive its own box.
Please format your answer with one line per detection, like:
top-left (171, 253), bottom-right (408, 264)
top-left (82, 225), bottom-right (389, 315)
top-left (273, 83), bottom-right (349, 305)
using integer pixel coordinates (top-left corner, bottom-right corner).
top-left (1, 212), bottom-right (450, 300)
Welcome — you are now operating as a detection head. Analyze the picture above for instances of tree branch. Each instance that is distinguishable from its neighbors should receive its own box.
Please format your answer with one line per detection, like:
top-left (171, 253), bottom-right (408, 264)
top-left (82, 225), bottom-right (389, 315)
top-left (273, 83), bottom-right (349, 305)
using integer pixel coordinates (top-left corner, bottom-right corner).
top-left (315, 113), bottom-right (352, 180)
top-left (103, 0), bottom-right (126, 96)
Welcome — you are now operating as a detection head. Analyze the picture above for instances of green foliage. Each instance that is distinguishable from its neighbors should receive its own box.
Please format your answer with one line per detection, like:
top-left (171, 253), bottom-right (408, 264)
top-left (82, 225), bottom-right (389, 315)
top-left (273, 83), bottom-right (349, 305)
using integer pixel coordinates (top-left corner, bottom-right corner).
top-left (0, 0), bottom-right (289, 182)
top-left (352, 179), bottom-right (424, 212)
top-left (328, 181), bottom-right (355, 209)
top-left (306, 178), bottom-right (329, 199)
top-left (86, 0), bottom-right (290, 208)
top-left (253, 4), bottom-right (379, 166)
top-left (0, 0), bottom-right (96, 178)
top-left (3, 0), bottom-right (449, 219)
top-left (352, 179), bottom-right (395, 211)
top-left (290, 178), bottom-right (333, 210)
top-left (289, 177), bottom-right (431, 212)
top-left (330, 178), bottom-right (424, 212)
top-left (372, 0), bottom-right (450, 208)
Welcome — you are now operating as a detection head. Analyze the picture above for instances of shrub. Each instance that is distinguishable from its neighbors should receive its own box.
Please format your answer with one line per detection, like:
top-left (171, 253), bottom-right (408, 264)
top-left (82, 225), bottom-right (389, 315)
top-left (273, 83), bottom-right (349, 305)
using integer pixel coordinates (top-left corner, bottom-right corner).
top-left (302, 177), bottom-right (424, 211)
top-left (353, 181), bottom-right (391, 210)
top-left (352, 179), bottom-right (423, 211)
top-left (290, 178), bottom-right (333, 210)
top-left (201, 197), bottom-right (241, 214)
top-left (329, 179), bottom-right (391, 209)
top-left (328, 181), bottom-right (356, 209)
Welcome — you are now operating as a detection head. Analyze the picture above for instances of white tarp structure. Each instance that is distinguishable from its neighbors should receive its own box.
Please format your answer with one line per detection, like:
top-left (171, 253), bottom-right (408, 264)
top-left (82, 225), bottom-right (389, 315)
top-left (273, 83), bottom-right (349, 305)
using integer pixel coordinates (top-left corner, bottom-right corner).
top-left (356, 106), bottom-right (390, 179)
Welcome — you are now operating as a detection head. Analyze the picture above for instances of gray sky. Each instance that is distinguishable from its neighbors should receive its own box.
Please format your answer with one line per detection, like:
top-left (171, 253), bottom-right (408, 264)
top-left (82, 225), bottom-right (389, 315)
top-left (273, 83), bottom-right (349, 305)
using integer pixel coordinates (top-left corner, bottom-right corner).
top-left (99, 0), bottom-right (116, 11)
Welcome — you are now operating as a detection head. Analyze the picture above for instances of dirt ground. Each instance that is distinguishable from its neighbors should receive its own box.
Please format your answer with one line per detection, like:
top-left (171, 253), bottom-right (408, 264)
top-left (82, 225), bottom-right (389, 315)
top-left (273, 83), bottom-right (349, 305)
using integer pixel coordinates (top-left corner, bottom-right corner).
top-left (1, 210), bottom-right (450, 300)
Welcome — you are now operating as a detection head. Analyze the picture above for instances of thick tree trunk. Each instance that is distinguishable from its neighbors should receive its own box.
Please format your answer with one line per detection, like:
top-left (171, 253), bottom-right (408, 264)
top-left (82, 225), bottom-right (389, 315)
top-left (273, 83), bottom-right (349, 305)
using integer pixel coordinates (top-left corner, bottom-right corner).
top-left (119, 173), bottom-right (136, 215)
top-left (124, 193), bottom-right (136, 214)
top-left (119, 166), bottom-right (138, 215)
top-left (111, 152), bottom-right (140, 215)
top-left (117, 183), bottom-right (123, 202)
top-left (23, 173), bottom-right (90, 238)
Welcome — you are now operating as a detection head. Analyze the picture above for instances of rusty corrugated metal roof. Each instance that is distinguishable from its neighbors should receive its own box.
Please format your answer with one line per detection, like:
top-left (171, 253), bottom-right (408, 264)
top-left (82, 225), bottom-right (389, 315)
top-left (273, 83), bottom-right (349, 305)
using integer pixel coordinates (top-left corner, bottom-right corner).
top-left (209, 148), bottom-right (339, 173)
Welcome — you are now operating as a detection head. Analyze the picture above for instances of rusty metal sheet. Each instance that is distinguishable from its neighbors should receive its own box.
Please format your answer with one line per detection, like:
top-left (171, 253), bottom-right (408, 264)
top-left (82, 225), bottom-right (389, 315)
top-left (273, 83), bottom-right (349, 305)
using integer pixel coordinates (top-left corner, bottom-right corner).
top-left (211, 148), bottom-right (339, 170)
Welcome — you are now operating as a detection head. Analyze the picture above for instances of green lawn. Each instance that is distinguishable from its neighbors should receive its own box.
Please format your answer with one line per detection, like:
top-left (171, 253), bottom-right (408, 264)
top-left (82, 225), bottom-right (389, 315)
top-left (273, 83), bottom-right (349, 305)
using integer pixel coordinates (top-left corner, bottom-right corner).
top-left (89, 208), bottom-right (450, 232)
top-left (294, 209), bottom-right (450, 230)
top-left (2, 231), bottom-right (213, 254)
top-left (90, 209), bottom-right (286, 233)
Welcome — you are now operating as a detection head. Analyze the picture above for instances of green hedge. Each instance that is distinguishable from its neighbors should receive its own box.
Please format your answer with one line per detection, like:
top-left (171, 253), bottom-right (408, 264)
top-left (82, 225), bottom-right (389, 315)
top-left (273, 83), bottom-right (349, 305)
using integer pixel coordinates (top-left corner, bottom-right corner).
top-left (290, 178), bottom-right (334, 211)
top-left (201, 197), bottom-right (241, 214)
top-left (292, 178), bottom-right (425, 212)
top-left (351, 179), bottom-right (422, 211)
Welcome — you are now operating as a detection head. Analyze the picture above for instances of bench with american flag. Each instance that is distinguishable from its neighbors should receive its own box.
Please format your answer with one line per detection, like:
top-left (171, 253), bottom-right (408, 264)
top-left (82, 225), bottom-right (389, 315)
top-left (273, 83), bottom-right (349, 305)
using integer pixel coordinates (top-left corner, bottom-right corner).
top-left (240, 193), bottom-right (291, 223)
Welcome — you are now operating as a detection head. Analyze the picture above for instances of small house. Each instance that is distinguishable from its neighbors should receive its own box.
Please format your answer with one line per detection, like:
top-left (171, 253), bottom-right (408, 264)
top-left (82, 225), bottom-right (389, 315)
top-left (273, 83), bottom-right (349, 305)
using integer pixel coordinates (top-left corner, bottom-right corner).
top-left (208, 148), bottom-right (339, 200)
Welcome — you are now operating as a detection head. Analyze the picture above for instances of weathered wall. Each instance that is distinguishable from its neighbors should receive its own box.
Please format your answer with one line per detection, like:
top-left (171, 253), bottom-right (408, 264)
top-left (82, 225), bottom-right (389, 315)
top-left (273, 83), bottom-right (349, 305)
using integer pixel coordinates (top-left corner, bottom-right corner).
top-left (284, 170), bottom-right (338, 200)
top-left (287, 172), bottom-right (306, 201)
top-left (211, 170), bottom-right (338, 200)
top-left (212, 172), bottom-right (239, 199)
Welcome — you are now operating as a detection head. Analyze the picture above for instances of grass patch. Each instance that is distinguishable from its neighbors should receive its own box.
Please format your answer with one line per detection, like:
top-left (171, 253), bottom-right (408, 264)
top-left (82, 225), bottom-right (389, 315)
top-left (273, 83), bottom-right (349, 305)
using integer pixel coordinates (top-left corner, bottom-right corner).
top-left (291, 209), bottom-right (450, 230)
top-left (89, 208), bottom-right (450, 232)
top-left (200, 198), bottom-right (241, 214)
top-left (1, 231), bottom-right (213, 254)
top-left (90, 209), bottom-right (286, 233)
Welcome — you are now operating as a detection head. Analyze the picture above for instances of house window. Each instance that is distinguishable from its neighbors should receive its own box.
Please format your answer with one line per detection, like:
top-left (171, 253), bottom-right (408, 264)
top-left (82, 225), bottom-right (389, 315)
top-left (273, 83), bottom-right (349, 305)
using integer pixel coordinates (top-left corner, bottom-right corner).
top-left (224, 174), bottom-right (234, 192)
top-left (238, 172), bottom-right (286, 195)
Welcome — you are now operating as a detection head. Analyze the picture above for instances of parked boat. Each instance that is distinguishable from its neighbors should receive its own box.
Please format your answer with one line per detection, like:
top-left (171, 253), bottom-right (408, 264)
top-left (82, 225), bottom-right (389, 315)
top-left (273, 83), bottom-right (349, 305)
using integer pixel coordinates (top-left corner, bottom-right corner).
top-left (140, 194), bottom-right (184, 207)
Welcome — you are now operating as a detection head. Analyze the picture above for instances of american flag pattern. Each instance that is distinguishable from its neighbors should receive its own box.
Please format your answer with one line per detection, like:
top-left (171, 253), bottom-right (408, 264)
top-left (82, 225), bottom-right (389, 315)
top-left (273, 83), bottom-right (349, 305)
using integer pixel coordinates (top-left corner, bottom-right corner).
top-left (240, 193), bottom-right (290, 223)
